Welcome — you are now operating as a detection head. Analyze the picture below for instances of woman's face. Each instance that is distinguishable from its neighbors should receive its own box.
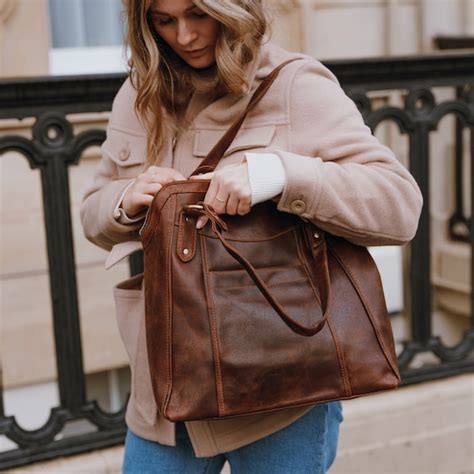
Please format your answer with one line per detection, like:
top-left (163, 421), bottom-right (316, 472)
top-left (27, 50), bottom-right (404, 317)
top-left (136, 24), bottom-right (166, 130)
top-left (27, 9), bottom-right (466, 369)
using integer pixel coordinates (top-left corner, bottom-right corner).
top-left (150, 0), bottom-right (220, 69)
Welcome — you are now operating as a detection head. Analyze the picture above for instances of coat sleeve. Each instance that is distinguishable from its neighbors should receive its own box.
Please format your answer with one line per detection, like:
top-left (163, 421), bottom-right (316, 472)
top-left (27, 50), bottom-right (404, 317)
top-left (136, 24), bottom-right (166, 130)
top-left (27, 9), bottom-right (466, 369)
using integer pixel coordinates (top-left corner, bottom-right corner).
top-left (274, 60), bottom-right (423, 246)
top-left (80, 79), bottom-right (144, 251)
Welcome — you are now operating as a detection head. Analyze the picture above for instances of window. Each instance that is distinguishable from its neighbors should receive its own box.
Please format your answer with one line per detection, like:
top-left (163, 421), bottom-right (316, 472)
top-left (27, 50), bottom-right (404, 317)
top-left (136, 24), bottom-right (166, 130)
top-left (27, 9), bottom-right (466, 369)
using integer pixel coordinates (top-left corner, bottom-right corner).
top-left (48, 0), bottom-right (128, 75)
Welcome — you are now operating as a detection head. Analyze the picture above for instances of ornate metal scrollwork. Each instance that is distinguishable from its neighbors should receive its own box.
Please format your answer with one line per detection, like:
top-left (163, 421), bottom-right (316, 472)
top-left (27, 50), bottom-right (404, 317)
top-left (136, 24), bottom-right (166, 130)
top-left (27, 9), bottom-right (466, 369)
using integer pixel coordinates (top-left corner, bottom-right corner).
top-left (405, 88), bottom-right (436, 118)
top-left (0, 111), bottom-right (121, 465)
top-left (350, 85), bottom-right (474, 379)
top-left (33, 111), bottom-right (74, 150)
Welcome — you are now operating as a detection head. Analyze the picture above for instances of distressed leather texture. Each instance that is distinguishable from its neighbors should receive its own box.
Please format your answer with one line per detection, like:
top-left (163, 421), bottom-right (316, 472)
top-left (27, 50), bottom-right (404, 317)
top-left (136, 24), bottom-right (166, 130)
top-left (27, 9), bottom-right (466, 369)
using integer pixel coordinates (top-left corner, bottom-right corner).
top-left (80, 40), bottom-right (423, 453)
top-left (141, 61), bottom-right (400, 422)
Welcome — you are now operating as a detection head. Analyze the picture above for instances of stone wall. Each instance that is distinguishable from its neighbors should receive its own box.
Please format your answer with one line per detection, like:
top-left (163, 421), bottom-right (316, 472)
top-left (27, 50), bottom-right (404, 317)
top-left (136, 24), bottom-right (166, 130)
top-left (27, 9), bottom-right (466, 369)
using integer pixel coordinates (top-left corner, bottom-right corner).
top-left (0, 0), bottom-right (49, 77)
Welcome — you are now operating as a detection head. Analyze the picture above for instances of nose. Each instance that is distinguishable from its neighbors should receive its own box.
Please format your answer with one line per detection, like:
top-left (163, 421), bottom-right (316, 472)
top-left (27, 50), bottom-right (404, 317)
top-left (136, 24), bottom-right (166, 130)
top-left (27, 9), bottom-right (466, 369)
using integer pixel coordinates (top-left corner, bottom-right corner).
top-left (176, 20), bottom-right (197, 47)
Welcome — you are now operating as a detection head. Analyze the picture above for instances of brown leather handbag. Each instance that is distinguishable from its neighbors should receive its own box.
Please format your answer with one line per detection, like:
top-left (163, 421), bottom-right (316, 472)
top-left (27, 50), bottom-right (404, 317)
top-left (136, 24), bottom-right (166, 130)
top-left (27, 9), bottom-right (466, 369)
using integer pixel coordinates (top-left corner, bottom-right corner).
top-left (140, 59), bottom-right (400, 422)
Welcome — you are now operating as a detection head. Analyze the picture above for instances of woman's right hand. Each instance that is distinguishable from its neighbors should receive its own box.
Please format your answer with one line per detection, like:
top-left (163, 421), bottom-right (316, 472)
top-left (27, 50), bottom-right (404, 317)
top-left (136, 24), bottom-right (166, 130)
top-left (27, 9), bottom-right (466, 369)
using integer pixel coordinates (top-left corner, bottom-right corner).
top-left (121, 166), bottom-right (185, 217)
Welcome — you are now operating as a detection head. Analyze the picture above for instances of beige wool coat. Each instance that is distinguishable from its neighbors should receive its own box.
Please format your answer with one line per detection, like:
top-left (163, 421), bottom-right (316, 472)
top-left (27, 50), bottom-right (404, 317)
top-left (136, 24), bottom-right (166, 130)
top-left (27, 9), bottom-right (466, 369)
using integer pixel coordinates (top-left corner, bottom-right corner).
top-left (80, 41), bottom-right (423, 457)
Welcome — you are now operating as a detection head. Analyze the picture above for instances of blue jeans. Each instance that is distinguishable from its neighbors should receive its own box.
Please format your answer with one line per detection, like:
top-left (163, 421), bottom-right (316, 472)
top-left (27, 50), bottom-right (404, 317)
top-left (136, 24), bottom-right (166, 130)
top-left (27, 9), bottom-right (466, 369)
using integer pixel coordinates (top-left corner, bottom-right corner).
top-left (123, 401), bottom-right (343, 473)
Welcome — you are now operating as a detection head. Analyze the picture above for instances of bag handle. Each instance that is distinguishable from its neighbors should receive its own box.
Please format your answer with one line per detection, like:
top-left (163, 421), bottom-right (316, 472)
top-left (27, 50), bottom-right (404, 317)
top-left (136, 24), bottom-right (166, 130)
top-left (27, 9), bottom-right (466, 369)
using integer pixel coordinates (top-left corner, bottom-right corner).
top-left (190, 58), bottom-right (303, 177)
top-left (194, 203), bottom-right (331, 337)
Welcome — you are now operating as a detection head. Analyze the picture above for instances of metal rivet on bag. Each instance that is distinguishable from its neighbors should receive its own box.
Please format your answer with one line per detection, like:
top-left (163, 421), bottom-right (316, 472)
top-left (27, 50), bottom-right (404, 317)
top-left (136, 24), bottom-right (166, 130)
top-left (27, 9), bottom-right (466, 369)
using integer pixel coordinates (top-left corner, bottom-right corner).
top-left (314, 232), bottom-right (320, 239)
top-left (185, 217), bottom-right (191, 223)
top-left (183, 248), bottom-right (190, 255)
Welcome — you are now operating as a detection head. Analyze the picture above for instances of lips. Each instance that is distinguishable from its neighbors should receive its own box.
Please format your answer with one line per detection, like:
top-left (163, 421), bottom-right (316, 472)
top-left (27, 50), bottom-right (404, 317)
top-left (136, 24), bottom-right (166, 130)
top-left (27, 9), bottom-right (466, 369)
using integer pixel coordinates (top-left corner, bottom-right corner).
top-left (185, 47), bottom-right (208, 58)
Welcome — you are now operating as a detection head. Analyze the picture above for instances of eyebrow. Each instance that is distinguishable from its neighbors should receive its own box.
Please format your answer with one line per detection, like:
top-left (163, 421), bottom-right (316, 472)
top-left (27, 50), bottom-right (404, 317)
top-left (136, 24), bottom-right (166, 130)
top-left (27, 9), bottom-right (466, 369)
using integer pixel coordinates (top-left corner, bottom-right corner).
top-left (151, 5), bottom-right (198, 15)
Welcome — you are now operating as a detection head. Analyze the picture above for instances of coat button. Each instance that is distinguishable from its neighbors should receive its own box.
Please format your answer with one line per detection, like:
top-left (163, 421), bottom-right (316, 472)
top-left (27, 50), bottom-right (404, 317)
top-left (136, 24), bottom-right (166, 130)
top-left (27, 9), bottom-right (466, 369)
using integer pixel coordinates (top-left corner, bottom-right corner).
top-left (119, 146), bottom-right (130, 161)
top-left (290, 199), bottom-right (306, 214)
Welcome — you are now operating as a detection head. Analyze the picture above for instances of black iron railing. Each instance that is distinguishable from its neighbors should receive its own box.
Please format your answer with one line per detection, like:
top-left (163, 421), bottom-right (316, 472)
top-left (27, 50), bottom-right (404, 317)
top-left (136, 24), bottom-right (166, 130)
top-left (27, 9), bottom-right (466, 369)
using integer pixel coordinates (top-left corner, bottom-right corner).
top-left (0, 53), bottom-right (473, 469)
top-left (434, 35), bottom-right (474, 50)
top-left (433, 37), bottom-right (474, 242)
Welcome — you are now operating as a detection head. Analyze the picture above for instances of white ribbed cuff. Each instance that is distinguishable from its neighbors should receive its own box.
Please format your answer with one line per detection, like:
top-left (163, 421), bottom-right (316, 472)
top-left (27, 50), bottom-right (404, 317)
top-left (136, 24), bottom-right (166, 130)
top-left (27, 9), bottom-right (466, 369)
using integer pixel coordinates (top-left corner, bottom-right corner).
top-left (113, 180), bottom-right (146, 224)
top-left (244, 152), bottom-right (286, 205)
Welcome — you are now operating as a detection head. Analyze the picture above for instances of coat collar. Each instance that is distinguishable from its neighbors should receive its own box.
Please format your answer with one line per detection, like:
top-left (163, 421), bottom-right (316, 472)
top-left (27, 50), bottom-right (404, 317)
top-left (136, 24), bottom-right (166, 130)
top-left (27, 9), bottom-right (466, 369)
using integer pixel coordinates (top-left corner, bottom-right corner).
top-left (187, 40), bottom-right (297, 130)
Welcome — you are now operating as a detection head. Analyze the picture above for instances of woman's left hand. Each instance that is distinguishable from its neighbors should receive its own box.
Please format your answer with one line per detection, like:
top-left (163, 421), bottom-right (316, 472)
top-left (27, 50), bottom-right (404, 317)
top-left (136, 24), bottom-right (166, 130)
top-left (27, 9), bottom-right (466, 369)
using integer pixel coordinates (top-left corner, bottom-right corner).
top-left (189, 162), bottom-right (251, 229)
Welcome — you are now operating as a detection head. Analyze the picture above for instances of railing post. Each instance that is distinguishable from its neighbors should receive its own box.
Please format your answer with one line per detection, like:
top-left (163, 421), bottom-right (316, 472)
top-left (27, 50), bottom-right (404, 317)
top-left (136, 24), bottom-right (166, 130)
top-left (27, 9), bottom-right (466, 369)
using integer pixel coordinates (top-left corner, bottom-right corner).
top-left (471, 125), bottom-right (474, 327)
top-left (408, 122), bottom-right (432, 344)
top-left (33, 113), bottom-right (87, 410)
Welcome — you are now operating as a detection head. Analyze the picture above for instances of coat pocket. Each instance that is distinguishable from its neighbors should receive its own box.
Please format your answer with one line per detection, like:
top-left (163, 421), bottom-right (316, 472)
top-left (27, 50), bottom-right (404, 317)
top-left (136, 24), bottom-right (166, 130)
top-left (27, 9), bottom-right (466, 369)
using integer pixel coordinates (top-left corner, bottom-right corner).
top-left (193, 124), bottom-right (276, 158)
top-left (102, 125), bottom-right (146, 177)
top-left (113, 273), bottom-right (157, 422)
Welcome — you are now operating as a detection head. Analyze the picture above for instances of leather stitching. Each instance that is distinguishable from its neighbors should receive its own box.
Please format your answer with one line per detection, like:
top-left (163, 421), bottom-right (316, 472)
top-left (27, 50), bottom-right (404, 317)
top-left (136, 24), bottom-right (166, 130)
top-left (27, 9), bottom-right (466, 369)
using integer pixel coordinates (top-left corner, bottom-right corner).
top-left (176, 211), bottom-right (195, 262)
top-left (295, 229), bottom-right (351, 396)
top-left (214, 278), bottom-right (308, 291)
top-left (163, 196), bottom-right (177, 415)
top-left (176, 211), bottom-right (185, 259)
top-left (188, 226), bottom-right (298, 243)
top-left (327, 319), bottom-right (352, 397)
top-left (294, 229), bottom-right (322, 307)
top-left (200, 235), bottom-right (226, 417)
top-left (297, 228), bottom-right (350, 395)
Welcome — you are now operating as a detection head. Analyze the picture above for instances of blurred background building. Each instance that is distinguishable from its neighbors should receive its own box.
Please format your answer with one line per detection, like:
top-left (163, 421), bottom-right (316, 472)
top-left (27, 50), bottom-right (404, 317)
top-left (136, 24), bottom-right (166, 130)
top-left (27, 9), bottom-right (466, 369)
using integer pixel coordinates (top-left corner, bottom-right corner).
top-left (0, 0), bottom-right (473, 472)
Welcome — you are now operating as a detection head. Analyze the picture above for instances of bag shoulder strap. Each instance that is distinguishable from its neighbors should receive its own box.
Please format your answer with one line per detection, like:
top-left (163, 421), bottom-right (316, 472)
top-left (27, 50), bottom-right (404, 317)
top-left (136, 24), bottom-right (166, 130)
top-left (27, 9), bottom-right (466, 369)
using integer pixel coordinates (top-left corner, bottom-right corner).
top-left (190, 57), bottom-right (303, 177)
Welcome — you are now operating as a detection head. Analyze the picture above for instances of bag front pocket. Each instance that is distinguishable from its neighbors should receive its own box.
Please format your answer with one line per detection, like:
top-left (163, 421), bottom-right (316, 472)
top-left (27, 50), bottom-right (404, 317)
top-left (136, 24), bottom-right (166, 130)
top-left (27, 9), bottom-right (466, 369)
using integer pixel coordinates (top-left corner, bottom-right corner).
top-left (208, 264), bottom-right (342, 416)
top-left (198, 226), bottom-right (343, 417)
top-left (113, 273), bottom-right (157, 422)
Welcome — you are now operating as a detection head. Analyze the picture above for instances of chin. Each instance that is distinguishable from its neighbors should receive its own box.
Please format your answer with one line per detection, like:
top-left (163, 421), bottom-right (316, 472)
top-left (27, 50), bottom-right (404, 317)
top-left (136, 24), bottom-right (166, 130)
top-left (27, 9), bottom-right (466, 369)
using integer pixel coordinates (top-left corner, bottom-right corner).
top-left (186, 57), bottom-right (216, 70)
top-left (178, 48), bottom-right (216, 70)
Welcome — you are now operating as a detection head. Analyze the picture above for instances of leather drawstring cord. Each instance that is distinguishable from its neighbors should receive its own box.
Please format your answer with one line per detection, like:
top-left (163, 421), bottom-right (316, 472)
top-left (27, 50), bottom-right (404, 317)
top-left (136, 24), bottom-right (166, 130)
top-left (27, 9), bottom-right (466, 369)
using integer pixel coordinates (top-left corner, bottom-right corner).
top-left (188, 203), bottom-right (331, 337)
top-left (200, 202), bottom-right (228, 233)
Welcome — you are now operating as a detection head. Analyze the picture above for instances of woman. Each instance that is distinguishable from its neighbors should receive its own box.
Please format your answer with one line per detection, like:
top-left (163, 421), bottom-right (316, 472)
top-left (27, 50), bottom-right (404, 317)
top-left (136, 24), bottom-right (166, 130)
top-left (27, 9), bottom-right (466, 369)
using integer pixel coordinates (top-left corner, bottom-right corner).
top-left (80, 0), bottom-right (423, 472)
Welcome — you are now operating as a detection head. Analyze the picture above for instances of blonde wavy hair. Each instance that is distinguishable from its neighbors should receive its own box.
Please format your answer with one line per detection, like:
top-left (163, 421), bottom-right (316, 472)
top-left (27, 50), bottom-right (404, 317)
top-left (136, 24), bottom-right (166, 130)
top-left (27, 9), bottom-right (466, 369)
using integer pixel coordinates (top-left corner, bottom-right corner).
top-left (123, 0), bottom-right (269, 168)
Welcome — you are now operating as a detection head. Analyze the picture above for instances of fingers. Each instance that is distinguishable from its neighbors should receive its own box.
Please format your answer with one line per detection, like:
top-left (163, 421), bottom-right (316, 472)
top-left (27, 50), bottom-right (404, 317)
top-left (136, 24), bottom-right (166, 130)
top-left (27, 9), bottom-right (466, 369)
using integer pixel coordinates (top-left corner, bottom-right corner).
top-left (226, 193), bottom-right (239, 216)
top-left (128, 180), bottom-right (163, 200)
top-left (189, 172), bottom-right (214, 180)
top-left (203, 177), bottom-right (221, 210)
top-left (196, 216), bottom-right (208, 230)
top-left (190, 171), bottom-right (214, 226)
top-left (141, 194), bottom-right (154, 207)
top-left (237, 196), bottom-right (251, 216)
top-left (206, 164), bottom-right (251, 214)
top-left (122, 166), bottom-right (187, 217)
top-left (145, 166), bottom-right (186, 184)
top-left (136, 164), bottom-right (252, 229)
top-left (122, 188), bottom-right (156, 216)
top-left (194, 163), bottom-right (251, 228)
top-left (139, 181), bottom-right (163, 195)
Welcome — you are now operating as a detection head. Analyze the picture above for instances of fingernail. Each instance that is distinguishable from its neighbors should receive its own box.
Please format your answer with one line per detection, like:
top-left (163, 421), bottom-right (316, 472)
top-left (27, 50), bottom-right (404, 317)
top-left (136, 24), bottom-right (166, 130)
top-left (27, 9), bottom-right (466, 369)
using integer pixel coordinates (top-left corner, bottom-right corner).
top-left (196, 218), bottom-right (204, 229)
